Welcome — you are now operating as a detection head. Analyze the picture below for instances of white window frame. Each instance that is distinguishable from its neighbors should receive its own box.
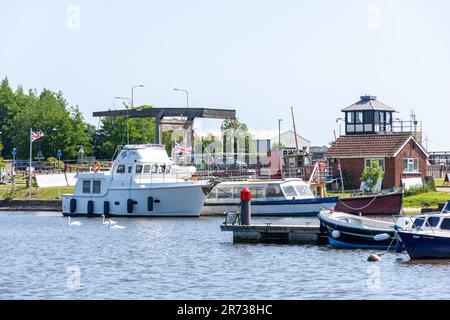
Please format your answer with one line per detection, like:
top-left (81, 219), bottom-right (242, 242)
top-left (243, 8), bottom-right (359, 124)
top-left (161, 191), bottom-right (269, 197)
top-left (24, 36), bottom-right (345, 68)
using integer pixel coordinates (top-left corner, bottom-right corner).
top-left (364, 158), bottom-right (385, 172)
top-left (403, 158), bottom-right (419, 173)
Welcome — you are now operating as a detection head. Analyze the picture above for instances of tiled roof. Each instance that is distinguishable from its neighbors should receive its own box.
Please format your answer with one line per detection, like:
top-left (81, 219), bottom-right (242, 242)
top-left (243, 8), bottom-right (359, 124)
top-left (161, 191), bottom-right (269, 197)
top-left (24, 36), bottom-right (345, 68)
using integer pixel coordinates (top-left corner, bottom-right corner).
top-left (342, 96), bottom-right (396, 112)
top-left (326, 134), bottom-right (416, 158)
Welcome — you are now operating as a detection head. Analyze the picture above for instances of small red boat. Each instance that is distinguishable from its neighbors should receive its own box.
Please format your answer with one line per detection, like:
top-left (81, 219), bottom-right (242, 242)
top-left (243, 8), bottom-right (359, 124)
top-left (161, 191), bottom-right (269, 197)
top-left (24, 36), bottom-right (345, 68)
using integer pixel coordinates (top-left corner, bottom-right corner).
top-left (334, 190), bottom-right (403, 216)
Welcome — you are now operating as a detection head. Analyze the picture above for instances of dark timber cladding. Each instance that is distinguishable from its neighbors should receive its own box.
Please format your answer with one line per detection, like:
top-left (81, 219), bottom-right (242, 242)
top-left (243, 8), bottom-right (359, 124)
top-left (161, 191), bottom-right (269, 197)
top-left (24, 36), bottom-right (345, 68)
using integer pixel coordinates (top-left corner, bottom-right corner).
top-left (93, 107), bottom-right (236, 144)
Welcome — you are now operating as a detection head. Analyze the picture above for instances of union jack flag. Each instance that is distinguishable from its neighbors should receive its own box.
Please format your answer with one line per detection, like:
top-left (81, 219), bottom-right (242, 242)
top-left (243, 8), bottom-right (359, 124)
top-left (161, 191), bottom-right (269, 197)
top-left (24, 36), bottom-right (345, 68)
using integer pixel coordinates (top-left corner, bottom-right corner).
top-left (174, 142), bottom-right (184, 155)
top-left (31, 130), bottom-right (45, 142)
top-left (185, 145), bottom-right (193, 155)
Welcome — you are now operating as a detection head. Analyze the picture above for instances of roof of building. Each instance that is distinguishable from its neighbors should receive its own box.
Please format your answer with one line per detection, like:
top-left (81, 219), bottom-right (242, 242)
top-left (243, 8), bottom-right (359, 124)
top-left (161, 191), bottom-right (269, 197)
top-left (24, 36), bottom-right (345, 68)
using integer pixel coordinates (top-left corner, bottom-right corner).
top-left (326, 134), bottom-right (428, 158)
top-left (270, 130), bottom-right (311, 148)
top-left (342, 96), bottom-right (397, 112)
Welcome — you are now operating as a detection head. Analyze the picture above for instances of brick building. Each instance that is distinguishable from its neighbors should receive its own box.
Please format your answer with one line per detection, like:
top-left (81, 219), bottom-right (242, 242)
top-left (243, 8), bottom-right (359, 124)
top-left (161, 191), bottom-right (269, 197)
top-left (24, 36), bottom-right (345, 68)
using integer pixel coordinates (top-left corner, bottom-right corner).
top-left (326, 96), bottom-right (428, 190)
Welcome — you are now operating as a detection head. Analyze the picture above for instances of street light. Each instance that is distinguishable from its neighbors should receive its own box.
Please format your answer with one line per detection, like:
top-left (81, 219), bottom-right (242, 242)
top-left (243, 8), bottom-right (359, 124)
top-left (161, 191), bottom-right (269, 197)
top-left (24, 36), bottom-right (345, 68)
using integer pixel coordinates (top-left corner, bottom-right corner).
top-left (336, 118), bottom-right (345, 136)
top-left (131, 85), bottom-right (145, 108)
top-left (173, 88), bottom-right (189, 109)
top-left (114, 96), bottom-right (131, 109)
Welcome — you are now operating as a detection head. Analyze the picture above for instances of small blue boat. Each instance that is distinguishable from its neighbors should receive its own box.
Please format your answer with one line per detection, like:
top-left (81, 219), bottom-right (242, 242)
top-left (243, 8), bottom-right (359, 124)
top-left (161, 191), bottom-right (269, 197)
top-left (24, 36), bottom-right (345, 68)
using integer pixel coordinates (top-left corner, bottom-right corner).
top-left (396, 201), bottom-right (450, 260)
top-left (318, 210), bottom-right (400, 249)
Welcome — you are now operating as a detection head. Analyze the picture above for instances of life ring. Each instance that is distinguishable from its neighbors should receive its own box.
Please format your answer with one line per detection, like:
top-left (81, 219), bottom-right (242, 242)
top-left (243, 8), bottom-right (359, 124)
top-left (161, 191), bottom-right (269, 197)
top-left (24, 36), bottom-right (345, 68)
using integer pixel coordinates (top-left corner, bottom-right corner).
top-left (93, 162), bottom-right (100, 173)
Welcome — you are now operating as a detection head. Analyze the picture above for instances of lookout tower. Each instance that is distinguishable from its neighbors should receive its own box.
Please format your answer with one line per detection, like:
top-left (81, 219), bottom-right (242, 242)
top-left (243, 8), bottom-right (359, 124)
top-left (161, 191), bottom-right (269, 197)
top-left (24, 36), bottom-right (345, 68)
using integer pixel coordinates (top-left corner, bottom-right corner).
top-left (342, 95), bottom-right (396, 135)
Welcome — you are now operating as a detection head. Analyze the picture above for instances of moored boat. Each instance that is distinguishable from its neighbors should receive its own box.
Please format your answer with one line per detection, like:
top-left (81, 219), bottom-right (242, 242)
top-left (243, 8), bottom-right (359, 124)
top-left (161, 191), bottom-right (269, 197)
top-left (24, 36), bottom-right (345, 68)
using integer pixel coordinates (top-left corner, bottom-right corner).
top-left (318, 210), bottom-right (399, 249)
top-left (202, 179), bottom-right (337, 217)
top-left (62, 144), bottom-right (209, 217)
top-left (334, 189), bottom-right (403, 216)
top-left (396, 201), bottom-right (450, 260)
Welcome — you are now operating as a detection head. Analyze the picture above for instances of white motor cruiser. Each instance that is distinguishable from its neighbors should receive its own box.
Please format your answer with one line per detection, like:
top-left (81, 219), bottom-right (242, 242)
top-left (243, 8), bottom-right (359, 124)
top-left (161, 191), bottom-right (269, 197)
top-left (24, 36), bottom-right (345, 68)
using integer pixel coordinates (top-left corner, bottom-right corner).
top-left (62, 144), bottom-right (209, 217)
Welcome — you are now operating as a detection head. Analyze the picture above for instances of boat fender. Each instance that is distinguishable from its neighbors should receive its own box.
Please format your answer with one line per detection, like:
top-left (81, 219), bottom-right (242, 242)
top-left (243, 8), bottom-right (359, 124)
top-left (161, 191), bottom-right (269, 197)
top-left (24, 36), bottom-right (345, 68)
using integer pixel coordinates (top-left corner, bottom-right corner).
top-left (87, 200), bottom-right (94, 215)
top-left (373, 233), bottom-right (390, 242)
top-left (395, 241), bottom-right (403, 254)
top-left (127, 199), bottom-right (134, 214)
top-left (70, 198), bottom-right (77, 213)
top-left (104, 201), bottom-right (110, 216)
top-left (331, 230), bottom-right (341, 239)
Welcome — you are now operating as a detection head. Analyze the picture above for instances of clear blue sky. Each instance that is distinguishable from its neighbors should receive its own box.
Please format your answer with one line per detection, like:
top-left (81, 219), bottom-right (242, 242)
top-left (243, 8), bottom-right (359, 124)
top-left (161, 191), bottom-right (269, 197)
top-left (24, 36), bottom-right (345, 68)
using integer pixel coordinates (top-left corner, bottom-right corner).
top-left (1, 0), bottom-right (449, 150)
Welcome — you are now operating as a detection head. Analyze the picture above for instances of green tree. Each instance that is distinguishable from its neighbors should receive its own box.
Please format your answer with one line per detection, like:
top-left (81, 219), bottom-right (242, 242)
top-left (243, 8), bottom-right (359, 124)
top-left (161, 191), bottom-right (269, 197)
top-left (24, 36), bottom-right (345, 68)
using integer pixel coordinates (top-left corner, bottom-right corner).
top-left (361, 160), bottom-right (384, 192)
top-left (0, 78), bottom-right (94, 160)
top-left (94, 105), bottom-right (157, 159)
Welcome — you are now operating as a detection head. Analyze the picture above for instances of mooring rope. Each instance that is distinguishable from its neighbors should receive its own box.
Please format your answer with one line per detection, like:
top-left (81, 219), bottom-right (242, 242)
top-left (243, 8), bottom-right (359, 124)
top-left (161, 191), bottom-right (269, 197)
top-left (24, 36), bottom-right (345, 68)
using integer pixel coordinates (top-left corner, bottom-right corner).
top-left (336, 194), bottom-right (379, 211)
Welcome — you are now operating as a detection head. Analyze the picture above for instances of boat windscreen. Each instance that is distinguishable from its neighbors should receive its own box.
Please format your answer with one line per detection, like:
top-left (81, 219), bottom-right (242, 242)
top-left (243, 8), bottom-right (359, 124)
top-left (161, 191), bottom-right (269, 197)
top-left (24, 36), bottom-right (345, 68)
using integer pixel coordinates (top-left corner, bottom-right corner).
top-left (294, 185), bottom-right (314, 197)
top-left (282, 185), bottom-right (298, 197)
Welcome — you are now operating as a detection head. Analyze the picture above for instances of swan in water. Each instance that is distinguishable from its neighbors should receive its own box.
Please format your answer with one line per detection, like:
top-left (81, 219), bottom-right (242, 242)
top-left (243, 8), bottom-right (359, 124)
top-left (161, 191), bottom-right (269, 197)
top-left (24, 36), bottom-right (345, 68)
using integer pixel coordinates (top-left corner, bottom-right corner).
top-left (109, 220), bottom-right (125, 229)
top-left (102, 214), bottom-right (117, 226)
top-left (68, 216), bottom-right (82, 226)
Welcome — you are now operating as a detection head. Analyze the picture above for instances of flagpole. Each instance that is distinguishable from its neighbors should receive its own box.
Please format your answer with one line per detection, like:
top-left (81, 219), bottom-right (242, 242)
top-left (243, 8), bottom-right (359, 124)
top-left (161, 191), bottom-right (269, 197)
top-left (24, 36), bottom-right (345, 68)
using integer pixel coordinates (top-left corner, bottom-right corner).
top-left (29, 128), bottom-right (32, 198)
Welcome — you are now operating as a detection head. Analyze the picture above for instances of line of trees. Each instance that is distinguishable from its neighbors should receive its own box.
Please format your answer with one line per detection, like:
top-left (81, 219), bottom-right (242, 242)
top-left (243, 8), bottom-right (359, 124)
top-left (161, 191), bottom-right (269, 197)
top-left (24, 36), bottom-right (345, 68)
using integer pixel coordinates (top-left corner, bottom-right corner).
top-left (0, 77), bottom-right (172, 162)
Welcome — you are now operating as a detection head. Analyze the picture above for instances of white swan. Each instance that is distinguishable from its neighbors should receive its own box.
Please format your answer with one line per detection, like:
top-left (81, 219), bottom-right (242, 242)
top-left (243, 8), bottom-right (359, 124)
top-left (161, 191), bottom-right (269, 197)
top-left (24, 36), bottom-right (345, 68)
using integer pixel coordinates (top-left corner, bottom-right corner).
top-left (68, 216), bottom-right (82, 226)
top-left (109, 220), bottom-right (126, 229)
top-left (102, 214), bottom-right (117, 226)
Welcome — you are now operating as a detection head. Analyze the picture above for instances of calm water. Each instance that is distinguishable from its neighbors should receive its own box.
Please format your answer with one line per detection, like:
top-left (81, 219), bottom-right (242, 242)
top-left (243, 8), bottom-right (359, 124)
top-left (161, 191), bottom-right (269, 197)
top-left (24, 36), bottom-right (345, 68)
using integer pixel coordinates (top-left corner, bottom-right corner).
top-left (1, 211), bottom-right (450, 300)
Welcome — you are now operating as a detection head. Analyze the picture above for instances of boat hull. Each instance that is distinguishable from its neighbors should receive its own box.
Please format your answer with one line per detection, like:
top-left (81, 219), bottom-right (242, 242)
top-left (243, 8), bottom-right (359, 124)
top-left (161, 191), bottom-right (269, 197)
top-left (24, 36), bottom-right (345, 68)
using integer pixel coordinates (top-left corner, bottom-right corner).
top-left (318, 212), bottom-right (396, 249)
top-left (62, 185), bottom-right (206, 217)
top-left (201, 197), bottom-right (338, 217)
top-left (397, 231), bottom-right (450, 259)
top-left (335, 192), bottom-right (403, 216)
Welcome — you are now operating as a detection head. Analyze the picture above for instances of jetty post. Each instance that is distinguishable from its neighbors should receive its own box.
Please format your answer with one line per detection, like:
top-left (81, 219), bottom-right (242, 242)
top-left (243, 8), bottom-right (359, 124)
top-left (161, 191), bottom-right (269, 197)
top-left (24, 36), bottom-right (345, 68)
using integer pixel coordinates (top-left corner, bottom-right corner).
top-left (240, 188), bottom-right (252, 225)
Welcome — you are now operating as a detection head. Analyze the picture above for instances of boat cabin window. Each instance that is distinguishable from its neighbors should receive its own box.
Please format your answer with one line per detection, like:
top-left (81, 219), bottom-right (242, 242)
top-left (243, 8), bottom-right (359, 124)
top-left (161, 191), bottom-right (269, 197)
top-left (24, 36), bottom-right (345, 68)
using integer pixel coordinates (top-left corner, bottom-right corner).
top-left (151, 165), bottom-right (158, 173)
top-left (282, 185), bottom-right (298, 197)
top-left (128, 166), bottom-right (133, 174)
top-left (294, 185), bottom-right (314, 197)
top-left (93, 180), bottom-right (101, 194)
top-left (143, 165), bottom-right (151, 173)
top-left (136, 165), bottom-right (143, 174)
top-left (425, 217), bottom-right (440, 228)
top-left (217, 187), bottom-right (233, 199)
top-left (413, 217), bottom-right (425, 228)
top-left (207, 188), bottom-right (218, 199)
top-left (440, 218), bottom-right (450, 230)
top-left (166, 165), bottom-right (171, 173)
top-left (116, 165), bottom-right (125, 174)
top-left (159, 165), bottom-right (166, 174)
top-left (82, 180), bottom-right (91, 193)
top-left (266, 185), bottom-right (283, 198)
top-left (249, 187), bottom-right (265, 199)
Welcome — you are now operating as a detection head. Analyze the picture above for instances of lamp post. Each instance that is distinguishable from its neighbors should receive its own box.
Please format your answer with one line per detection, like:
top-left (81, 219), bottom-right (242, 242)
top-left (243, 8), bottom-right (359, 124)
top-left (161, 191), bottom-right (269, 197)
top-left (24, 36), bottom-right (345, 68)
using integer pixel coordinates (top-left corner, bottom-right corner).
top-left (173, 88), bottom-right (189, 109)
top-left (278, 119), bottom-right (283, 151)
top-left (131, 85), bottom-right (145, 108)
top-left (336, 118), bottom-right (345, 136)
top-left (129, 85), bottom-right (145, 145)
top-left (173, 88), bottom-right (190, 162)
top-left (115, 96), bottom-right (133, 145)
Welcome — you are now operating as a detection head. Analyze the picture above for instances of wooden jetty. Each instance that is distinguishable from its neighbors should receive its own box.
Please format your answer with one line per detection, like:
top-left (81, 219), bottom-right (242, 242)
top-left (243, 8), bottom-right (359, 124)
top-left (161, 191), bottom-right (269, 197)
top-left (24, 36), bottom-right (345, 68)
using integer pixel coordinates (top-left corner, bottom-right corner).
top-left (220, 223), bottom-right (327, 245)
top-left (220, 190), bottom-right (328, 245)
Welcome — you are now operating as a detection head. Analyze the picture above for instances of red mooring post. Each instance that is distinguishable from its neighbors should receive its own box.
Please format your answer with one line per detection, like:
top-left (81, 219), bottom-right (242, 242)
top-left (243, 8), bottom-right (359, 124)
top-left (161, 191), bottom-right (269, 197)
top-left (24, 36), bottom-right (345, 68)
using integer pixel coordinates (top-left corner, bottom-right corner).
top-left (240, 188), bottom-right (252, 225)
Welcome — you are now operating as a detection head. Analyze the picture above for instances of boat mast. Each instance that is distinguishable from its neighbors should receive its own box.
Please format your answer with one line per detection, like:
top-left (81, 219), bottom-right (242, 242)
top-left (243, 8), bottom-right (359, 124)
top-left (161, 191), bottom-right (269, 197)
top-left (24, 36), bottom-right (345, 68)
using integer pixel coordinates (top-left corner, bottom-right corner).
top-left (291, 106), bottom-right (299, 152)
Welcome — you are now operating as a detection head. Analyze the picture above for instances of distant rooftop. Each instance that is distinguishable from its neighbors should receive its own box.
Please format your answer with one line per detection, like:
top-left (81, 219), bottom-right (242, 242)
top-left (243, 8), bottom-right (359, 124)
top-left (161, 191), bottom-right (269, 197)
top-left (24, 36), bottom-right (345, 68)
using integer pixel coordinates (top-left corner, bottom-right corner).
top-left (342, 95), bottom-right (397, 112)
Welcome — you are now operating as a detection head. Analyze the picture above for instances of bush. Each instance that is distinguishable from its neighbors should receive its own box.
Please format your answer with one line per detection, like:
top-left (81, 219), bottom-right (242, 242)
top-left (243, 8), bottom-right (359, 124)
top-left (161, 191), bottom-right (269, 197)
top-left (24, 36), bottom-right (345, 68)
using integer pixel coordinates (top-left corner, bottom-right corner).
top-left (404, 181), bottom-right (436, 197)
top-left (47, 157), bottom-right (64, 170)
